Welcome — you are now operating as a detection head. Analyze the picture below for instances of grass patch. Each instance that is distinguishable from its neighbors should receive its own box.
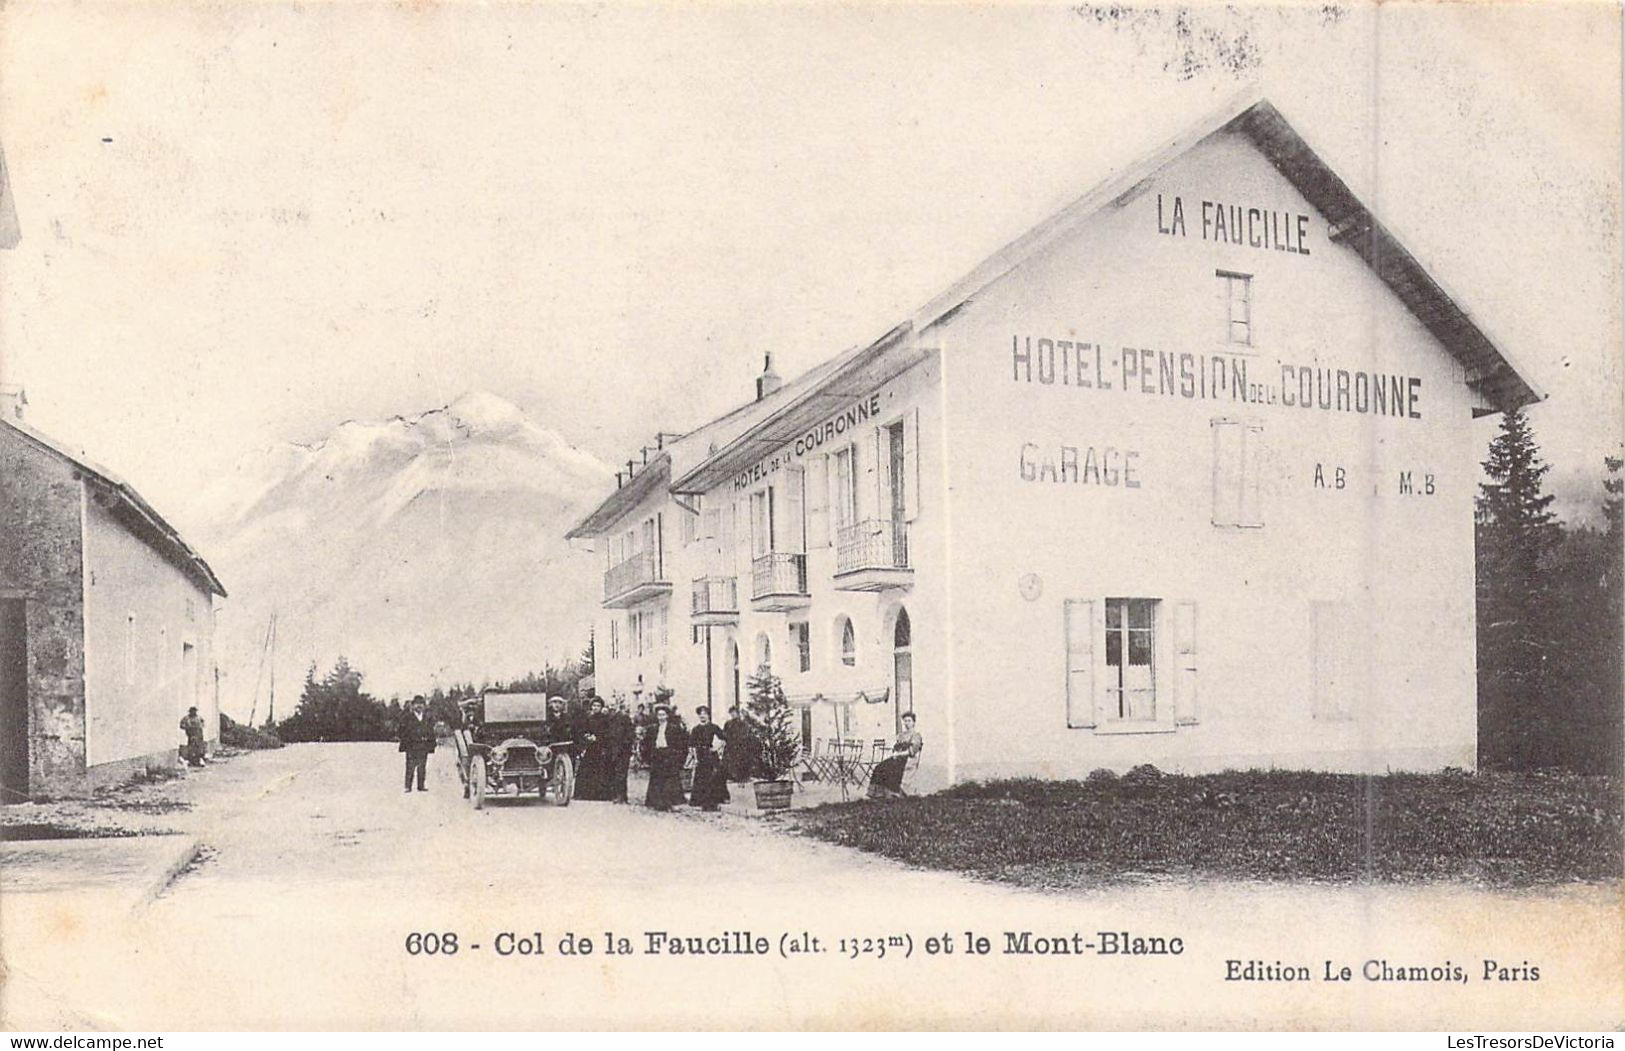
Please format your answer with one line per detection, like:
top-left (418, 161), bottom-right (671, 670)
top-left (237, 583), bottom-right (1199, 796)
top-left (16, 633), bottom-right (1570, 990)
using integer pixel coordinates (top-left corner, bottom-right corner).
top-left (788, 769), bottom-right (1622, 888)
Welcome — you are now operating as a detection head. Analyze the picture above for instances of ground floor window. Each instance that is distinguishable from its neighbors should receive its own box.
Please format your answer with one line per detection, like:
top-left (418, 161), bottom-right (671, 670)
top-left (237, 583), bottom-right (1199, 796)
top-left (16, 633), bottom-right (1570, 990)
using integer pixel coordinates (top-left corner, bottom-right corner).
top-left (1104, 598), bottom-right (1158, 722)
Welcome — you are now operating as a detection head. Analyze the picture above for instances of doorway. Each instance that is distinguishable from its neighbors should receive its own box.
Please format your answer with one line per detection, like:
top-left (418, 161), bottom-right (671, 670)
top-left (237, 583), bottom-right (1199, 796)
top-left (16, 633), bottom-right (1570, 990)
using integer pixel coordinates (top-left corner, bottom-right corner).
top-left (886, 421), bottom-right (908, 566)
top-left (892, 606), bottom-right (913, 737)
top-left (1, 599), bottom-right (28, 801)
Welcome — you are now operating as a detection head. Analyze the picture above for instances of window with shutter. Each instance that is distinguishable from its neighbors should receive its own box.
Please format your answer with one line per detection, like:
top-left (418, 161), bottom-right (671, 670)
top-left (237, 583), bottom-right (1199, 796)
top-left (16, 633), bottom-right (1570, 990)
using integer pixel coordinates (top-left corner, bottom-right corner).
top-left (1212, 418), bottom-right (1264, 527)
top-left (831, 447), bottom-right (857, 531)
top-left (782, 466), bottom-right (806, 554)
top-left (806, 455), bottom-right (830, 547)
top-left (1104, 598), bottom-right (1158, 723)
top-left (903, 408), bottom-right (921, 521)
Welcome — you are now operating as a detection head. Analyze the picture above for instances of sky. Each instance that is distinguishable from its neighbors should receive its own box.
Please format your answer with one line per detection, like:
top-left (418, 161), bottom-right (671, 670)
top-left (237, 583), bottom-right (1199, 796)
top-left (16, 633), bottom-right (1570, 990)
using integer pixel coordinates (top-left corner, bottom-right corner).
top-left (0, 1), bottom-right (1619, 532)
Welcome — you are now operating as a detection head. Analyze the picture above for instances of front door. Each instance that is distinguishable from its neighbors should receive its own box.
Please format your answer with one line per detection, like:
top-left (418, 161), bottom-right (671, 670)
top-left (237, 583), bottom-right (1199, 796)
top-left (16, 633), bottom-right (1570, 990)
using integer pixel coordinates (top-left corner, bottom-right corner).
top-left (1, 599), bottom-right (29, 801)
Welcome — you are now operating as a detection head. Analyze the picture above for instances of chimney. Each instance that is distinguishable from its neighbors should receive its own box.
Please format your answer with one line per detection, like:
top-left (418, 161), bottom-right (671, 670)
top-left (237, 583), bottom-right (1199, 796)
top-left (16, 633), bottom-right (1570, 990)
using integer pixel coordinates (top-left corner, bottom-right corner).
top-left (755, 352), bottom-right (782, 401)
top-left (0, 385), bottom-right (24, 422)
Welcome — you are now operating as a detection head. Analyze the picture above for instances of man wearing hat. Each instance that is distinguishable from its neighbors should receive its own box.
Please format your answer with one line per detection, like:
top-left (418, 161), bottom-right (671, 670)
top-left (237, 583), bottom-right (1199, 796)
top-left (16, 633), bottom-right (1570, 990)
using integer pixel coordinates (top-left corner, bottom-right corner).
top-left (398, 695), bottom-right (437, 793)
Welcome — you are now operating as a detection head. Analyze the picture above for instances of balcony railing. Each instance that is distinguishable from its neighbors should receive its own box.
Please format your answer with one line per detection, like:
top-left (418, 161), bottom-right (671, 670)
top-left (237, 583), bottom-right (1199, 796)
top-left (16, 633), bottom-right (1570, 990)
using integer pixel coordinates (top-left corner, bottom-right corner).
top-left (836, 519), bottom-right (909, 575)
top-left (603, 551), bottom-right (666, 604)
top-left (750, 552), bottom-right (808, 601)
top-left (690, 576), bottom-right (739, 618)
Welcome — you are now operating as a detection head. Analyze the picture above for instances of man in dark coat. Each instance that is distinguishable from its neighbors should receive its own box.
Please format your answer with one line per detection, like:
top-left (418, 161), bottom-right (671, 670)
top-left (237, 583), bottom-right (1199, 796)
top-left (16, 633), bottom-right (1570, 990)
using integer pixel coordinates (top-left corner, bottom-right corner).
top-left (721, 704), bottom-right (754, 783)
top-left (179, 707), bottom-right (207, 768)
top-left (398, 695), bottom-right (436, 793)
top-left (610, 699), bottom-right (634, 802)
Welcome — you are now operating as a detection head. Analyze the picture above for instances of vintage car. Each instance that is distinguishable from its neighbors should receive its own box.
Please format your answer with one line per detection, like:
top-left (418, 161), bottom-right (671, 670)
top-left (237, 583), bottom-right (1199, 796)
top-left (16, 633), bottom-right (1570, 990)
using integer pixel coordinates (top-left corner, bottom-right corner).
top-left (453, 691), bottom-right (574, 809)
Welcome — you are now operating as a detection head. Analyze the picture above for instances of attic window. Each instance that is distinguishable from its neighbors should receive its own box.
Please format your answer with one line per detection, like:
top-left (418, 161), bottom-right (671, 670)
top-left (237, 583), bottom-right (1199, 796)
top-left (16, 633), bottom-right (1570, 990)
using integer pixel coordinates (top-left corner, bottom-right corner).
top-left (1217, 270), bottom-right (1252, 346)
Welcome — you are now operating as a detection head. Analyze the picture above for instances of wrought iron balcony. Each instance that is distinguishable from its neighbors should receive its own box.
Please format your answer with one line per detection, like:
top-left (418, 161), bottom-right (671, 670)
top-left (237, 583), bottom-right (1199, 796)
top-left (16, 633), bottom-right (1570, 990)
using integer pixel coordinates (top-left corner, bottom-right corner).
top-left (834, 519), bottom-right (913, 591)
top-left (750, 551), bottom-right (810, 610)
top-left (690, 576), bottom-right (739, 624)
top-left (602, 551), bottom-right (670, 608)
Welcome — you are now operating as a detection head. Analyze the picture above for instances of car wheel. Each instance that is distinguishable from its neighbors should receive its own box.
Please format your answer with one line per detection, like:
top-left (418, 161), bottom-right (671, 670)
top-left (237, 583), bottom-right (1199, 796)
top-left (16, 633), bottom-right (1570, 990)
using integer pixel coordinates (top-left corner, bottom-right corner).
top-left (550, 754), bottom-right (574, 807)
top-left (469, 755), bottom-right (487, 810)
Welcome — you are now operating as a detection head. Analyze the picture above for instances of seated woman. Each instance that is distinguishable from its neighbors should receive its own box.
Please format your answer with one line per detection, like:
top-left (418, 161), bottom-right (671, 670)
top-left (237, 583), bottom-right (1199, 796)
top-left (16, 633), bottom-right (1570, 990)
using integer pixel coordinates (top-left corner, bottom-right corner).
top-left (867, 712), bottom-right (923, 799)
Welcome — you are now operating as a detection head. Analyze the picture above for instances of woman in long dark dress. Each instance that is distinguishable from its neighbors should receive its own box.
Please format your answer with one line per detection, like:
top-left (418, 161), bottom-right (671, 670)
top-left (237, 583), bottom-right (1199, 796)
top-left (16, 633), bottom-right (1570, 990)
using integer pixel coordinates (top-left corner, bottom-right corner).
top-left (721, 705), bottom-right (754, 783)
top-left (573, 698), bottom-right (615, 801)
top-left (642, 704), bottom-right (688, 811)
top-left (687, 706), bottom-right (730, 811)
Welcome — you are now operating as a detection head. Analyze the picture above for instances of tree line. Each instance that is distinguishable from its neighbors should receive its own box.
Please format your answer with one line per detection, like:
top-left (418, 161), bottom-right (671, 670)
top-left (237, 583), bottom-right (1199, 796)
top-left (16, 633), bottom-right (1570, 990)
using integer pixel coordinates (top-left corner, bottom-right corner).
top-left (271, 655), bottom-right (591, 744)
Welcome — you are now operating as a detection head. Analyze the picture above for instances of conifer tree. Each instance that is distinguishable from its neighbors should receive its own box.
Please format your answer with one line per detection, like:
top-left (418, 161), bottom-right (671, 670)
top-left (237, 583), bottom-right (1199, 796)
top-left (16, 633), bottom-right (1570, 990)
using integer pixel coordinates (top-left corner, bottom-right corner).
top-left (1475, 409), bottom-right (1562, 769)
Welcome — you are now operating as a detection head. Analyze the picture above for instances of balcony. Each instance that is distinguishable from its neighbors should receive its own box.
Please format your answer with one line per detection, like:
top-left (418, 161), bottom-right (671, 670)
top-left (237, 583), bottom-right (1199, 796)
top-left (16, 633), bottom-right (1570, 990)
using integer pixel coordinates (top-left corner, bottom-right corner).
top-left (750, 552), bottom-right (810, 611)
top-left (603, 551), bottom-right (671, 608)
top-left (690, 576), bottom-right (739, 625)
top-left (834, 519), bottom-right (913, 592)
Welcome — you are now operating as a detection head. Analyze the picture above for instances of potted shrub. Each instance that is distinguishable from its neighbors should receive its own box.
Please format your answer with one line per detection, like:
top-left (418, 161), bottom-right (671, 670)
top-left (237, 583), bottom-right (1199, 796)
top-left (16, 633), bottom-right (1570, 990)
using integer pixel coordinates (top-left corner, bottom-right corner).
top-left (745, 665), bottom-right (799, 811)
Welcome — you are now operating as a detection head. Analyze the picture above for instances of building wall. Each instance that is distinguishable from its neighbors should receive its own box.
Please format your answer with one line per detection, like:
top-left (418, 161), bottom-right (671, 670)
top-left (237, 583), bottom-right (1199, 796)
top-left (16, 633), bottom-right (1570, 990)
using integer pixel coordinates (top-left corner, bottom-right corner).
top-left (697, 356), bottom-right (952, 786)
top-left (82, 495), bottom-right (218, 769)
top-left (591, 482), bottom-right (687, 708)
top-left (0, 428), bottom-right (88, 796)
top-left (937, 130), bottom-right (1481, 781)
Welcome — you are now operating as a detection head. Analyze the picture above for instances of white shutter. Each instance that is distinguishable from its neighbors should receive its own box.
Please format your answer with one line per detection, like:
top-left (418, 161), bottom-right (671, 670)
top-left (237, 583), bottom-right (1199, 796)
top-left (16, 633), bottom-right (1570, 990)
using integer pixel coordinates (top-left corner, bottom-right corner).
top-left (903, 408), bottom-right (921, 521)
top-left (806, 455), bottom-right (830, 548)
top-left (1174, 601), bottom-right (1199, 726)
top-left (871, 428), bottom-right (884, 523)
top-left (1212, 420), bottom-right (1242, 526)
top-left (1242, 423), bottom-right (1264, 527)
top-left (1064, 599), bottom-right (1096, 729)
top-left (782, 466), bottom-right (806, 553)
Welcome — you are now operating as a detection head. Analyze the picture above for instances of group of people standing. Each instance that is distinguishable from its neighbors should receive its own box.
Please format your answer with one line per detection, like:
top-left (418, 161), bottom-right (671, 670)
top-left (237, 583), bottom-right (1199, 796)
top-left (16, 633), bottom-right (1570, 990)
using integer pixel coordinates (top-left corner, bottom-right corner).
top-left (393, 689), bottom-right (924, 805)
top-left (574, 699), bottom-right (756, 812)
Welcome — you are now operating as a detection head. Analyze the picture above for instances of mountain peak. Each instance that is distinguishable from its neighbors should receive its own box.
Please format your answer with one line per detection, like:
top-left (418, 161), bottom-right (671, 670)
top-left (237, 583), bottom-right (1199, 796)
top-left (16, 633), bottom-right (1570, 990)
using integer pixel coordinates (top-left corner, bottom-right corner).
top-left (444, 390), bottom-right (526, 434)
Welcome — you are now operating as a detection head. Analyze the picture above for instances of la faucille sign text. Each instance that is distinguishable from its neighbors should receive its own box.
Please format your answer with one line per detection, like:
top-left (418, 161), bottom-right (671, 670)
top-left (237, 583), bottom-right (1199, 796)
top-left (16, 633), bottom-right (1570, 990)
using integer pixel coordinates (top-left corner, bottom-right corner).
top-left (1157, 194), bottom-right (1311, 256)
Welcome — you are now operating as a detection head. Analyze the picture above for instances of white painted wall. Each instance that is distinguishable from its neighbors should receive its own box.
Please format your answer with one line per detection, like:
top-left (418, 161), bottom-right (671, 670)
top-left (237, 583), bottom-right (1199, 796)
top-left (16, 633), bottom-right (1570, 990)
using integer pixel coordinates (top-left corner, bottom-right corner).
top-left (82, 494), bottom-right (218, 767)
top-left (936, 130), bottom-right (1480, 781)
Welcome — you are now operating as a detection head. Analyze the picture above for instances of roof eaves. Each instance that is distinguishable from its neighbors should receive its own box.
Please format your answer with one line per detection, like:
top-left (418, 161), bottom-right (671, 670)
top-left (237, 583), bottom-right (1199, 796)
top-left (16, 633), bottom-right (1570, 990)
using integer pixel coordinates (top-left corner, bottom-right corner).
top-left (564, 454), bottom-right (672, 539)
top-left (670, 322), bottom-right (913, 495)
top-left (2, 418), bottom-right (228, 597)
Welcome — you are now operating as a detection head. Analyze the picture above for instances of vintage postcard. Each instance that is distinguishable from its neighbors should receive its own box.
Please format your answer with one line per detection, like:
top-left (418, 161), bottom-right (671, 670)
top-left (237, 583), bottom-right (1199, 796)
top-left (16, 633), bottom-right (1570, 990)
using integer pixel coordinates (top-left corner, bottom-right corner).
top-left (0, 0), bottom-right (1620, 1033)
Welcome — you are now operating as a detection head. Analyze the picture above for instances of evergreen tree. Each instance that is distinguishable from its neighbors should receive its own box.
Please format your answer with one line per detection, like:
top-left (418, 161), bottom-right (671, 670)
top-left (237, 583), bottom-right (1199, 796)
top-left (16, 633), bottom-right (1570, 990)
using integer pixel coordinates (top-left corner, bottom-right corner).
top-left (1475, 409), bottom-right (1562, 769)
top-left (580, 630), bottom-right (595, 677)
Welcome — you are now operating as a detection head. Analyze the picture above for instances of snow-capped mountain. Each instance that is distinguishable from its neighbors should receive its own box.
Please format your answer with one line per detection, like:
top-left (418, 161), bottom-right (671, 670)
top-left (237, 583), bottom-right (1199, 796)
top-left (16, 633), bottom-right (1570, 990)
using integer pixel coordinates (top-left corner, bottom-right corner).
top-left (189, 392), bottom-right (614, 710)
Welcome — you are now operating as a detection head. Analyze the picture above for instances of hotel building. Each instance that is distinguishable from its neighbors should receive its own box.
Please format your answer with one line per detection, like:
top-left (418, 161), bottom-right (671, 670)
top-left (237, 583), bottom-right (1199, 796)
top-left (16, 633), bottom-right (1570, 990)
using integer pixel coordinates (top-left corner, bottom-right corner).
top-left (565, 96), bottom-right (1539, 790)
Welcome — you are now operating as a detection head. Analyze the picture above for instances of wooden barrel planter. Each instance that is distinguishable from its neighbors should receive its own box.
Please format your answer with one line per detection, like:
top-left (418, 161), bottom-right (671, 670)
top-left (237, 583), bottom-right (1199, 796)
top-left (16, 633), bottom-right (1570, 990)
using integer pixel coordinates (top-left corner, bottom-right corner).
top-left (752, 779), bottom-right (793, 812)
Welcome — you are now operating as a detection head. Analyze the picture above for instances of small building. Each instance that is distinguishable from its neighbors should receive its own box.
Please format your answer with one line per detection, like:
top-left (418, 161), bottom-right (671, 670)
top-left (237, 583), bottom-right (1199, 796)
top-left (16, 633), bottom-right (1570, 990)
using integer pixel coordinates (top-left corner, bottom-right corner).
top-left (0, 416), bottom-right (227, 800)
top-left (565, 96), bottom-right (1539, 790)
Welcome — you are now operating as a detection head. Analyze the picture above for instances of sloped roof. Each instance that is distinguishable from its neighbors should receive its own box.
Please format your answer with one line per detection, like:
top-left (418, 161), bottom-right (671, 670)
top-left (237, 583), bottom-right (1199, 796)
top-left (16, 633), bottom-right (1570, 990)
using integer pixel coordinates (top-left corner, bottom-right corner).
top-left (589, 93), bottom-right (1543, 516)
top-left (564, 454), bottom-right (671, 539)
top-left (566, 345), bottom-right (863, 538)
top-left (912, 91), bottom-right (1541, 411)
top-left (1, 416), bottom-right (226, 597)
top-left (669, 324), bottom-right (922, 495)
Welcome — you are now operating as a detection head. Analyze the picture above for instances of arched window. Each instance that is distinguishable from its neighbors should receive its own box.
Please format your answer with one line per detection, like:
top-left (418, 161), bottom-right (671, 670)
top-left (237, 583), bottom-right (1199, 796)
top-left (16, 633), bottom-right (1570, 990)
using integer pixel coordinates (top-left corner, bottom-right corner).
top-left (893, 607), bottom-right (911, 649)
top-left (755, 632), bottom-right (772, 673)
top-left (838, 616), bottom-right (856, 667)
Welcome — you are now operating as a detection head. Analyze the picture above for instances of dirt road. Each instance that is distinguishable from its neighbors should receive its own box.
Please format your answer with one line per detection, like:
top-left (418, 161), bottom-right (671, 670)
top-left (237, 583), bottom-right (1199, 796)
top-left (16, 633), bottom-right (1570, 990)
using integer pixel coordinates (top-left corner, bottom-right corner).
top-left (2, 744), bottom-right (1617, 1029)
